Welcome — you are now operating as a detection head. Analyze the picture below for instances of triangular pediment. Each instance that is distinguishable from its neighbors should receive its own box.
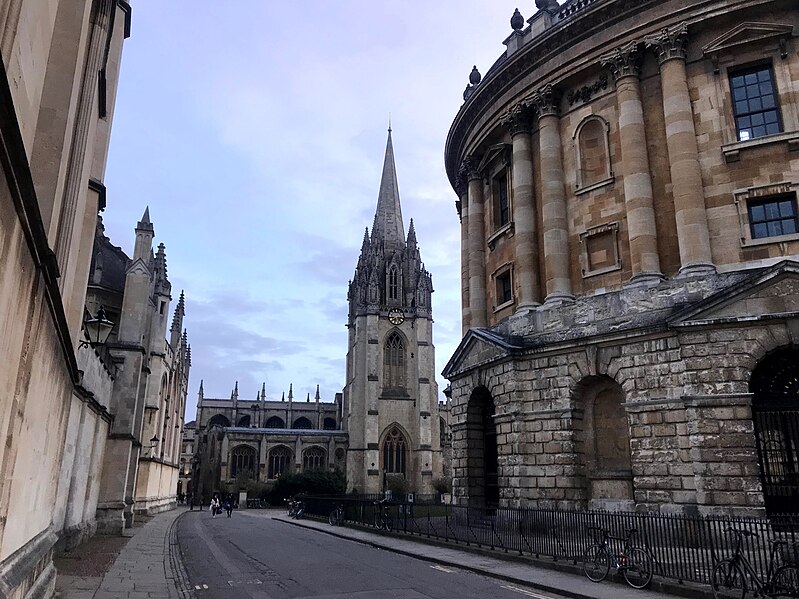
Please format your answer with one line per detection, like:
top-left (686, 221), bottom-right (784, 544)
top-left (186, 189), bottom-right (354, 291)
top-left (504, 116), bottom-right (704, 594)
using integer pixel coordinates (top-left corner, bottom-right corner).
top-left (476, 144), bottom-right (511, 175)
top-left (442, 328), bottom-right (522, 378)
top-left (702, 22), bottom-right (793, 56)
top-left (670, 261), bottom-right (799, 326)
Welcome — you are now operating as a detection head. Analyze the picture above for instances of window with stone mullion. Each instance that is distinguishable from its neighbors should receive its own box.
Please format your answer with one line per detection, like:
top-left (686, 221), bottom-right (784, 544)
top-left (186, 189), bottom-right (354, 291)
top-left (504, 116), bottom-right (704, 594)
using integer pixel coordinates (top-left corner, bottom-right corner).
top-left (384, 332), bottom-right (406, 391)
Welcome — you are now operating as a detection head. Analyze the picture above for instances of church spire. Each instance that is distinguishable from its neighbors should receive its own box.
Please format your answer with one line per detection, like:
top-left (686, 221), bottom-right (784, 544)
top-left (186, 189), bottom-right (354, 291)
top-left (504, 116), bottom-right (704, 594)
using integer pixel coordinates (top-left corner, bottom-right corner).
top-left (370, 128), bottom-right (404, 246)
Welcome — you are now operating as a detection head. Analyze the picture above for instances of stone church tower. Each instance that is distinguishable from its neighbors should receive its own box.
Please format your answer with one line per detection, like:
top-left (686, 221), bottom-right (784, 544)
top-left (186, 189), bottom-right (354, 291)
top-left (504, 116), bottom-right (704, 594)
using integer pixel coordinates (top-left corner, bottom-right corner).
top-left (345, 129), bottom-right (442, 495)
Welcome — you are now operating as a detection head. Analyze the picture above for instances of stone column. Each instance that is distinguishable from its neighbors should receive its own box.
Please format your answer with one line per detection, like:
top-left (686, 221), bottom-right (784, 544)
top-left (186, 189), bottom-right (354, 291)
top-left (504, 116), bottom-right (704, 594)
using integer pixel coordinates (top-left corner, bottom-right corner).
top-left (505, 103), bottom-right (541, 311)
top-left (601, 42), bottom-right (663, 284)
top-left (534, 86), bottom-right (573, 303)
top-left (645, 24), bottom-right (714, 276)
top-left (466, 157), bottom-right (488, 327)
top-left (456, 166), bottom-right (471, 333)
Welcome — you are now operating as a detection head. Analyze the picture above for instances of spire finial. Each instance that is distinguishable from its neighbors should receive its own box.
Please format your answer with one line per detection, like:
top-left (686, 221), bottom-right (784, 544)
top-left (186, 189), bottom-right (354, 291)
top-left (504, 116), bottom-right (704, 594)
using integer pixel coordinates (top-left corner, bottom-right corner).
top-left (371, 126), bottom-right (405, 244)
top-left (388, 113), bottom-right (392, 133)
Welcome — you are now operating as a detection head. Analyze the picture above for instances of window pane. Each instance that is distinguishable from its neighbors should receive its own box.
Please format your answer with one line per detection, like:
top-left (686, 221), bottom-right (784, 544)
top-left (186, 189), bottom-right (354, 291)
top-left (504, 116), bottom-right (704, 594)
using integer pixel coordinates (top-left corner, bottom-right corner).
top-left (745, 72), bottom-right (758, 85)
top-left (783, 219), bottom-right (798, 235)
top-left (766, 123), bottom-right (780, 136)
top-left (751, 112), bottom-right (764, 126)
top-left (733, 86), bottom-right (747, 101)
top-left (753, 125), bottom-right (766, 138)
top-left (767, 221), bottom-right (781, 237)
top-left (780, 200), bottom-right (796, 216)
top-left (760, 81), bottom-right (773, 95)
top-left (753, 223), bottom-right (768, 238)
top-left (765, 202), bottom-right (780, 219)
top-left (739, 115), bottom-right (751, 128)
top-left (750, 204), bottom-right (765, 222)
top-left (750, 98), bottom-right (763, 114)
top-left (731, 75), bottom-right (745, 88)
top-left (765, 110), bottom-right (778, 123)
top-left (735, 101), bottom-right (748, 115)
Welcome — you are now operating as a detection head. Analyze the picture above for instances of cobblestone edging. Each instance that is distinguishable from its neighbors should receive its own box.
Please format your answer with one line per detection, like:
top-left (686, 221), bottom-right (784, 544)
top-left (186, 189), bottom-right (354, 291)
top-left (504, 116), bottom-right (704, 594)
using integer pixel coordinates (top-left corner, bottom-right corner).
top-left (167, 510), bottom-right (195, 599)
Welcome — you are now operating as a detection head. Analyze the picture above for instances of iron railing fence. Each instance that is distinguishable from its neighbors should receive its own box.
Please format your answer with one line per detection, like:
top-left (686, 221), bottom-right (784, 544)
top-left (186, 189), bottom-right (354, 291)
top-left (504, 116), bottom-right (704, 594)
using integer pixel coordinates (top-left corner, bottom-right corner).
top-left (297, 496), bottom-right (799, 587)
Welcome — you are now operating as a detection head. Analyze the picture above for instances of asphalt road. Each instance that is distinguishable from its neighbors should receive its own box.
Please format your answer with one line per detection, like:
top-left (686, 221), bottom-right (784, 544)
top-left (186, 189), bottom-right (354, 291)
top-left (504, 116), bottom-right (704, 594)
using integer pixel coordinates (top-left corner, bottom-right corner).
top-left (176, 510), bottom-right (569, 599)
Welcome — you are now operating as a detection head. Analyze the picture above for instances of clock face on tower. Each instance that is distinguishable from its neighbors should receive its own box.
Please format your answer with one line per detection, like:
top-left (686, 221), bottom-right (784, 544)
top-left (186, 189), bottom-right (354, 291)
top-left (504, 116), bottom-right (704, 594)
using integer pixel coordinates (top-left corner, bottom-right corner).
top-left (388, 308), bottom-right (405, 325)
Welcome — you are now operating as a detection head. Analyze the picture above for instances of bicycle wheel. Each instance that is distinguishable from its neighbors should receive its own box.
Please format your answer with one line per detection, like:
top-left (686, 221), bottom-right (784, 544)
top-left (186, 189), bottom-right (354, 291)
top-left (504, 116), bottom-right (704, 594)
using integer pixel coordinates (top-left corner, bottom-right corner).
top-left (329, 509), bottom-right (338, 526)
top-left (385, 513), bottom-right (393, 531)
top-left (711, 559), bottom-right (747, 599)
top-left (622, 548), bottom-right (654, 589)
top-left (772, 565), bottom-right (799, 598)
top-left (582, 545), bottom-right (610, 582)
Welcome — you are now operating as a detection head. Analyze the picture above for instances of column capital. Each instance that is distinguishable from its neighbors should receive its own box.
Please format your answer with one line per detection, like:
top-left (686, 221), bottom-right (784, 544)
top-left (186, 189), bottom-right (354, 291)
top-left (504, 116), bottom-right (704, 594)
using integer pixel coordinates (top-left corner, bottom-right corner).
top-left (454, 164), bottom-right (468, 197)
top-left (462, 156), bottom-right (482, 182)
top-left (501, 102), bottom-right (533, 137)
top-left (600, 41), bottom-right (643, 82)
top-left (644, 22), bottom-right (689, 66)
top-left (531, 84), bottom-right (560, 118)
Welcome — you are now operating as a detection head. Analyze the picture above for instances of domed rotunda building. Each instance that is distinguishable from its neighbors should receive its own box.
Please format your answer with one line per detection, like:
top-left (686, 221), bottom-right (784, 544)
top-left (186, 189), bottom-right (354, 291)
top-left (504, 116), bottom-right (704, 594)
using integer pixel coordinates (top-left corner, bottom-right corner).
top-left (442, 0), bottom-right (799, 516)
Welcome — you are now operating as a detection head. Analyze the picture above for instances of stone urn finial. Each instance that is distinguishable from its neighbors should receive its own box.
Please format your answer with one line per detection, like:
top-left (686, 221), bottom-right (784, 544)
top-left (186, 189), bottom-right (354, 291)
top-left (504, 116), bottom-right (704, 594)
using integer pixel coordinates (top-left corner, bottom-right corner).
top-left (535, 0), bottom-right (558, 10)
top-left (511, 8), bottom-right (524, 31)
top-left (469, 65), bottom-right (482, 85)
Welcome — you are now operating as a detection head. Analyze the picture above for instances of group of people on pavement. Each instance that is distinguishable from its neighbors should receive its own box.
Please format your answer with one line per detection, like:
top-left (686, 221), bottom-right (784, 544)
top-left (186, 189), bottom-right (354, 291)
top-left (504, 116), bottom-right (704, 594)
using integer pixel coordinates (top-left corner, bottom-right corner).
top-left (209, 494), bottom-right (235, 518)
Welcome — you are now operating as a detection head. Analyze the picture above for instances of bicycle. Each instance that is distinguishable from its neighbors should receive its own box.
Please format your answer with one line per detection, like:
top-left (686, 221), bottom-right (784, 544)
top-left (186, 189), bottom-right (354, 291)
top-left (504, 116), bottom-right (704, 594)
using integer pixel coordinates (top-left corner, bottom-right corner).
top-left (329, 503), bottom-right (344, 526)
top-left (373, 499), bottom-right (393, 531)
top-left (711, 528), bottom-right (799, 599)
top-left (582, 526), bottom-right (655, 589)
top-left (291, 499), bottom-right (305, 519)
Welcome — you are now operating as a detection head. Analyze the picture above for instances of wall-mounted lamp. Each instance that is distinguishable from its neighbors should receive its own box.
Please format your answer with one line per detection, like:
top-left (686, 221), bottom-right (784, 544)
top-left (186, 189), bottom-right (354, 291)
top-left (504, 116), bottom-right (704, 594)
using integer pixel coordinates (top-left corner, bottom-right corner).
top-left (79, 307), bottom-right (114, 348)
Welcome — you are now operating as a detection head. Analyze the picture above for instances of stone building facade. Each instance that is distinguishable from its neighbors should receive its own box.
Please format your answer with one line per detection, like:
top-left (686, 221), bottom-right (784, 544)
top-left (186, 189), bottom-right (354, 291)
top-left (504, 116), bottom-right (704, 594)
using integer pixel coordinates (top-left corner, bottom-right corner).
top-left (443, 0), bottom-right (799, 516)
top-left (344, 129), bottom-right (444, 495)
top-left (86, 212), bottom-right (191, 527)
top-left (0, 1), bottom-right (131, 597)
top-left (191, 383), bottom-right (347, 501)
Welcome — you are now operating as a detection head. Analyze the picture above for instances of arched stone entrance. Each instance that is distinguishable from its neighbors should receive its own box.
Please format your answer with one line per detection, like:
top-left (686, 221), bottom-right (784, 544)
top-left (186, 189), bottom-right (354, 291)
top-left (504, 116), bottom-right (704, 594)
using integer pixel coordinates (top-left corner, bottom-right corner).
top-left (751, 346), bottom-right (799, 516)
top-left (465, 387), bottom-right (499, 507)
top-left (574, 376), bottom-right (634, 510)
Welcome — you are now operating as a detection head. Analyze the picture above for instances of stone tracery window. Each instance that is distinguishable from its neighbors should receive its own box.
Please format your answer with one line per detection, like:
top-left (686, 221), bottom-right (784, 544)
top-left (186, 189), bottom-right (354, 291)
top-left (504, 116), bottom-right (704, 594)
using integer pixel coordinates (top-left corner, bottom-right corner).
top-left (382, 426), bottom-right (406, 475)
top-left (230, 445), bottom-right (257, 479)
top-left (384, 332), bottom-right (406, 391)
top-left (302, 446), bottom-right (326, 471)
top-left (268, 446), bottom-right (291, 479)
top-left (388, 265), bottom-right (399, 301)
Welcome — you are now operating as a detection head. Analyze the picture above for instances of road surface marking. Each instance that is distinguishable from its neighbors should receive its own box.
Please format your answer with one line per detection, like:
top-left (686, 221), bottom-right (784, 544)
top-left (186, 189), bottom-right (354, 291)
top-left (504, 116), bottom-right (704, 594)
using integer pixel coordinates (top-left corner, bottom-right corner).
top-left (501, 585), bottom-right (553, 599)
top-left (430, 565), bottom-right (456, 573)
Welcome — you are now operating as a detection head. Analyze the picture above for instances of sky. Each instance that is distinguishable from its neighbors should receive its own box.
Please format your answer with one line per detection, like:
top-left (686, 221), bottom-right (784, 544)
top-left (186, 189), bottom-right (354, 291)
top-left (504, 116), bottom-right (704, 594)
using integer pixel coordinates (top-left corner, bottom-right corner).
top-left (102, 1), bottom-right (532, 421)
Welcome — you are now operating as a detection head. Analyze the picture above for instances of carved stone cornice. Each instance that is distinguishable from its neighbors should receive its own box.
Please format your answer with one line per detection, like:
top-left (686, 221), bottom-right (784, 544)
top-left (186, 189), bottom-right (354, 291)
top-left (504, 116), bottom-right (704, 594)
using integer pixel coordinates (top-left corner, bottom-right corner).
top-left (531, 84), bottom-right (560, 118)
top-left (644, 22), bottom-right (689, 66)
top-left (501, 102), bottom-right (533, 137)
top-left (600, 41), bottom-right (643, 83)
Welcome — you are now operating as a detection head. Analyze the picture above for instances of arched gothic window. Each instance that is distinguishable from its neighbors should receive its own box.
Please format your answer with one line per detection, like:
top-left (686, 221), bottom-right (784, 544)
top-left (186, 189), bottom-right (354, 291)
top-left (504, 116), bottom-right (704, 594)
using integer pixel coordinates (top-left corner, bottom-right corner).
top-left (230, 445), bottom-right (257, 479)
top-left (302, 447), bottom-right (326, 471)
top-left (265, 416), bottom-right (285, 429)
top-left (268, 446), bottom-right (291, 479)
top-left (388, 265), bottom-right (399, 301)
top-left (292, 417), bottom-right (313, 430)
top-left (323, 417), bottom-right (337, 430)
top-left (384, 332), bottom-right (406, 391)
top-left (382, 427), bottom-right (407, 475)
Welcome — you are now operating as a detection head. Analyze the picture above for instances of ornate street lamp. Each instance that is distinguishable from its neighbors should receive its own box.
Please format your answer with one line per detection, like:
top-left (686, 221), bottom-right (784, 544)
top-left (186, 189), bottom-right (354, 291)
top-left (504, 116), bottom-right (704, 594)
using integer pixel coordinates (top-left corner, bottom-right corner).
top-left (79, 307), bottom-right (114, 348)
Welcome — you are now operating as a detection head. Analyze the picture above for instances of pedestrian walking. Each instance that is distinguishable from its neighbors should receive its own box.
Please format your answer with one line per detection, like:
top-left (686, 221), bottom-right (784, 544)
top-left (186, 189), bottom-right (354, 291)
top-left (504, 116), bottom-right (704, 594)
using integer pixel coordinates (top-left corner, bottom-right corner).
top-left (210, 496), bottom-right (220, 518)
top-left (225, 498), bottom-right (233, 518)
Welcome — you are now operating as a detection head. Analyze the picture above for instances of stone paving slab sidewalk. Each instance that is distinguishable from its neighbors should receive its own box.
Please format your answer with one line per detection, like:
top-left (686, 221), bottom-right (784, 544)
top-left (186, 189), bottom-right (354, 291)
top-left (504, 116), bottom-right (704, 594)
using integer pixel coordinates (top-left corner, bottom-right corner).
top-left (54, 508), bottom-right (190, 599)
